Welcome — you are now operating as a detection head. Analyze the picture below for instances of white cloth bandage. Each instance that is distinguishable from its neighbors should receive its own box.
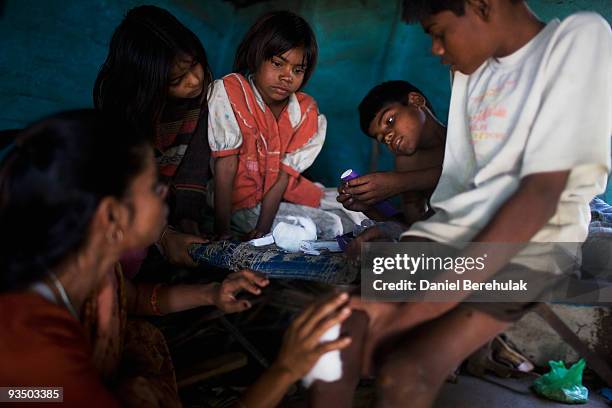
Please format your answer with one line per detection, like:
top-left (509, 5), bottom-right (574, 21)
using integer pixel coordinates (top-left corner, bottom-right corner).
top-left (302, 323), bottom-right (342, 388)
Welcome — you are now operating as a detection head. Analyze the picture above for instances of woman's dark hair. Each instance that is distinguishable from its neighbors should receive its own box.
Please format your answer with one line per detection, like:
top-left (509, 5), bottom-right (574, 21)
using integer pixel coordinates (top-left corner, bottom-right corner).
top-left (358, 80), bottom-right (435, 135)
top-left (0, 109), bottom-right (150, 292)
top-left (93, 5), bottom-right (212, 138)
top-left (234, 10), bottom-right (318, 89)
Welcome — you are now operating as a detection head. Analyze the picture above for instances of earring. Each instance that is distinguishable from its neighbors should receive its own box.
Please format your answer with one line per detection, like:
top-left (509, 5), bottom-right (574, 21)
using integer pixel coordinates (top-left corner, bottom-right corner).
top-left (106, 228), bottom-right (124, 244)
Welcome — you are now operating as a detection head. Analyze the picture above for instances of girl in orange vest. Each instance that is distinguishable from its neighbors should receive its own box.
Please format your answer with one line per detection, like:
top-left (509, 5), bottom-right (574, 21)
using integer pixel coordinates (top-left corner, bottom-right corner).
top-left (208, 11), bottom-right (329, 240)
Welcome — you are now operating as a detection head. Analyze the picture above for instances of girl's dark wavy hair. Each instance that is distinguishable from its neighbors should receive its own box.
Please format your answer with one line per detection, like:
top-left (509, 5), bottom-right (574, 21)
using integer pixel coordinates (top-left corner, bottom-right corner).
top-left (93, 5), bottom-right (212, 139)
top-left (0, 109), bottom-right (149, 292)
top-left (234, 10), bottom-right (318, 89)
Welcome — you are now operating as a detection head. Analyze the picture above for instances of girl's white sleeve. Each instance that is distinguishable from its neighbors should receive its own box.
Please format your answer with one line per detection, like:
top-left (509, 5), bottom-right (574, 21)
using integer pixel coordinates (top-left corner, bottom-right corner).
top-left (208, 79), bottom-right (242, 157)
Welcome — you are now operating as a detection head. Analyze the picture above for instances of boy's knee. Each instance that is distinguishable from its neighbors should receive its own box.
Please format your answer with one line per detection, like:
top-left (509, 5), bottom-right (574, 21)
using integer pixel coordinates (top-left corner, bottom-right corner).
top-left (336, 310), bottom-right (370, 373)
top-left (343, 310), bottom-right (369, 341)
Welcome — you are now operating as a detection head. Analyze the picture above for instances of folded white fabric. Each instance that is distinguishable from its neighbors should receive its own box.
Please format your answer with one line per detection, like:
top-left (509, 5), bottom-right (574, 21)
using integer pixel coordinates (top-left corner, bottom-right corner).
top-left (247, 233), bottom-right (274, 247)
top-left (272, 216), bottom-right (317, 252)
top-left (299, 240), bottom-right (342, 255)
top-left (302, 323), bottom-right (343, 388)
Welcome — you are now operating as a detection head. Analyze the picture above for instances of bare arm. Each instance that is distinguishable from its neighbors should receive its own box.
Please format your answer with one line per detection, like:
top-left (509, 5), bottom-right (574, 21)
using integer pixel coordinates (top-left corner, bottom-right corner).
top-left (236, 294), bottom-right (352, 408)
top-left (449, 170), bottom-right (572, 287)
top-left (125, 270), bottom-right (269, 316)
top-left (390, 171), bottom-right (570, 326)
top-left (402, 170), bottom-right (572, 298)
top-left (344, 167), bottom-right (442, 206)
top-left (214, 155), bottom-right (238, 238)
top-left (471, 171), bottom-right (569, 242)
top-left (401, 191), bottom-right (429, 226)
top-left (158, 228), bottom-right (208, 267)
top-left (251, 170), bottom-right (290, 237)
top-left (124, 280), bottom-right (217, 316)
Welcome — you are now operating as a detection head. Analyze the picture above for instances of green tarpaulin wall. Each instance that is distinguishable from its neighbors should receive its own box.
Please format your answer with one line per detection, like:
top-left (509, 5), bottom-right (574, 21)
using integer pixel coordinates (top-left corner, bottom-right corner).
top-left (0, 0), bottom-right (610, 197)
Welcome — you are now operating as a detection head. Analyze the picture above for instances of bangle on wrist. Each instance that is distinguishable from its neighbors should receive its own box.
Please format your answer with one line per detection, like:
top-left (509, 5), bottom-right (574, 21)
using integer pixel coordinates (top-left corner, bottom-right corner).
top-left (158, 225), bottom-right (175, 245)
top-left (156, 225), bottom-right (176, 257)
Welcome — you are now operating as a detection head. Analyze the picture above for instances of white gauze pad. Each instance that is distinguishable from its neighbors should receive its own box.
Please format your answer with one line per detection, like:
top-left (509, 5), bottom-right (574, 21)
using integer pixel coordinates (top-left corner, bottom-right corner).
top-left (301, 323), bottom-right (343, 388)
top-left (272, 216), bottom-right (317, 252)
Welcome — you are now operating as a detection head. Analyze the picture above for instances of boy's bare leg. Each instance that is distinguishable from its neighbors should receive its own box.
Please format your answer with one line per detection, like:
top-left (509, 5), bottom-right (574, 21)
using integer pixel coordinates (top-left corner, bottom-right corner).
top-left (357, 301), bottom-right (458, 376)
top-left (309, 301), bottom-right (457, 407)
top-left (375, 306), bottom-right (509, 408)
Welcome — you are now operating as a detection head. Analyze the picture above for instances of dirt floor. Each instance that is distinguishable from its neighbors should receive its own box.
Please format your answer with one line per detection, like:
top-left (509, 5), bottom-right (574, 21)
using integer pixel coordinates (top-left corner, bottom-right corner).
top-left (178, 372), bottom-right (610, 407)
top-left (435, 374), bottom-right (608, 408)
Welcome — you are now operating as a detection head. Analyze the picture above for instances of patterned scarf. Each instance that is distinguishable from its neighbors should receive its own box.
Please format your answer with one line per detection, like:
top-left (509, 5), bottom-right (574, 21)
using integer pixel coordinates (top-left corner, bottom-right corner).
top-left (155, 95), bottom-right (211, 225)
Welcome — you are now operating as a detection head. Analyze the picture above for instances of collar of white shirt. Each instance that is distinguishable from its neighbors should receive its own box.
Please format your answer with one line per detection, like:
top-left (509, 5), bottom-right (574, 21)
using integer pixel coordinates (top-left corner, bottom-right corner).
top-left (248, 75), bottom-right (301, 128)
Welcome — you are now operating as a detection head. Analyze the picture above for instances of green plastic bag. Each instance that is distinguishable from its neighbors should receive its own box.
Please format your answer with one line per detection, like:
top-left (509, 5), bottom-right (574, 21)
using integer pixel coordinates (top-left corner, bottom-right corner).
top-left (532, 359), bottom-right (589, 404)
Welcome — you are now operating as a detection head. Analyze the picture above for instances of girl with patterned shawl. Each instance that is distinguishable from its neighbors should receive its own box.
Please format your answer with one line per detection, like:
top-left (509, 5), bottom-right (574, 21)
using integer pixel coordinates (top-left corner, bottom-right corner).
top-left (94, 5), bottom-right (212, 266)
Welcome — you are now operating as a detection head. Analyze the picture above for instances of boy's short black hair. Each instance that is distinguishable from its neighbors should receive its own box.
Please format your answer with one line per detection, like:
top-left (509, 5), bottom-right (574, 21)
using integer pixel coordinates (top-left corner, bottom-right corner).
top-left (402, 0), bottom-right (522, 23)
top-left (358, 80), bottom-right (435, 136)
top-left (233, 10), bottom-right (318, 89)
top-left (402, 0), bottom-right (466, 23)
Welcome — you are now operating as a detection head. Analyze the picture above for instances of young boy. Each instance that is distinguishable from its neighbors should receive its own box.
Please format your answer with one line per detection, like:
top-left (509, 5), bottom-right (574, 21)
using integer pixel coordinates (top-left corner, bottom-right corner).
top-left (337, 81), bottom-right (446, 226)
top-left (322, 1), bottom-right (611, 406)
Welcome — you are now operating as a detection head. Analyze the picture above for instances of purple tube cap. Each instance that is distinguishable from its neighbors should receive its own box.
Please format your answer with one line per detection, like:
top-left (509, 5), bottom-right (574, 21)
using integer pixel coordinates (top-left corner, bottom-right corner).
top-left (341, 169), bottom-right (359, 182)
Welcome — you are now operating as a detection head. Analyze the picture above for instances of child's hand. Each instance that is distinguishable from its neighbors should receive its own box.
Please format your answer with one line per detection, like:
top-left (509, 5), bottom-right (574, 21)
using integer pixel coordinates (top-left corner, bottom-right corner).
top-left (342, 172), bottom-right (399, 206)
top-left (244, 228), bottom-right (267, 241)
top-left (337, 183), bottom-right (371, 212)
top-left (272, 293), bottom-right (353, 383)
top-left (346, 226), bottom-right (389, 263)
top-left (212, 231), bottom-right (234, 241)
top-left (160, 228), bottom-right (208, 267)
top-left (213, 269), bottom-right (269, 313)
top-left (178, 219), bottom-right (203, 237)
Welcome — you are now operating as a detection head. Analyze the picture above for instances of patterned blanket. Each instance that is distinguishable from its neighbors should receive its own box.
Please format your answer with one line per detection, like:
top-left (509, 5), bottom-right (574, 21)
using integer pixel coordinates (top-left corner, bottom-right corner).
top-left (189, 241), bottom-right (355, 284)
top-left (189, 198), bottom-right (612, 284)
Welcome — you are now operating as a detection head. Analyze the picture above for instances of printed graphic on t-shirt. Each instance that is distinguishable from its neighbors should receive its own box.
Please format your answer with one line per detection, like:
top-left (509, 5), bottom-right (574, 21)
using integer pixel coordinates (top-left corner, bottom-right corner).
top-left (467, 71), bottom-right (524, 168)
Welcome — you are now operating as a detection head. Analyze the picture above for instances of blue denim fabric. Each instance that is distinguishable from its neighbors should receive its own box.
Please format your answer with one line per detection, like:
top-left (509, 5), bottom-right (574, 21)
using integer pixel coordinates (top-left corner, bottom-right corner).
top-left (581, 198), bottom-right (612, 283)
top-left (589, 197), bottom-right (612, 237)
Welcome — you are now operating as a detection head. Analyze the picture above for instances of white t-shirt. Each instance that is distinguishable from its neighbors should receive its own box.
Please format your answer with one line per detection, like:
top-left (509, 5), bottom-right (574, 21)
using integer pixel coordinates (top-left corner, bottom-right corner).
top-left (404, 12), bottom-right (612, 244)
